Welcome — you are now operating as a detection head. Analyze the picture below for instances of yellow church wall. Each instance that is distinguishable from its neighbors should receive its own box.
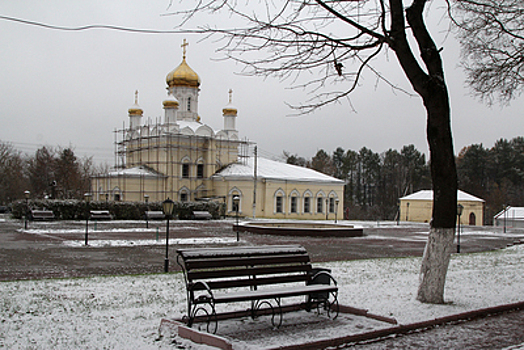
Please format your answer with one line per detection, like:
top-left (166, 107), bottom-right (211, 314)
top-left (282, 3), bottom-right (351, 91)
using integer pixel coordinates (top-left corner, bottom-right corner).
top-left (213, 177), bottom-right (343, 220)
top-left (92, 176), bottom-right (166, 203)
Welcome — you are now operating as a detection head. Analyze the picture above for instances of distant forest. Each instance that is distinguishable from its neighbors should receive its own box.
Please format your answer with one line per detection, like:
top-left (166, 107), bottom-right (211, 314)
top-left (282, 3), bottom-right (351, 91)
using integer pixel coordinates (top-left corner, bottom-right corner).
top-left (284, 137), bottom-right (524, 225)
top-left (2, 137), bottom-right (523, 224)
top-left (0, 143), bottom-right (94, 205)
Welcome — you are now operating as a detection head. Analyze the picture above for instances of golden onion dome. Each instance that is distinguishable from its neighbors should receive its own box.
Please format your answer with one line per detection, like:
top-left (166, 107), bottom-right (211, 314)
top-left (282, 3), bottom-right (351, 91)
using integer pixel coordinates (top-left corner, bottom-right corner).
top-left (166, 39), bottom-right (201, 88)
top-left (166, 58), bottom-right (200, 88)
top-left (222, 89), bottom-right (237, 116)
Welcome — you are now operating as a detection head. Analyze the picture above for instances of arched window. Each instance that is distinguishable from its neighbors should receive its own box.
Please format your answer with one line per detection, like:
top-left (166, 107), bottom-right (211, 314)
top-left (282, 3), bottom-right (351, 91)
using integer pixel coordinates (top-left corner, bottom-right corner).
top-left (179, 187), bottom-right (190, 202)
top-left (289, 190), bottom-right (300, 214)
top-left (274, 189), bottom-right (286, 214)
top-left (303, 190), bottom-right (313, 214)
top-left (181, 156), bottom-right (191, 179)
top-left (228, 188), bottom-right (242, 213)
top-left (316, 191), bottom-right (326, 213)
top-left (187, 96), bottom-right (191, 111)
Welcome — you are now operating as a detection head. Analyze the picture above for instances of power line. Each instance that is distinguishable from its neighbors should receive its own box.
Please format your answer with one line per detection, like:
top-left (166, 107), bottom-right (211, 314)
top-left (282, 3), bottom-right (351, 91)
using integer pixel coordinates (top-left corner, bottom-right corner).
top-left (0, 15), bottom-right (187, 34)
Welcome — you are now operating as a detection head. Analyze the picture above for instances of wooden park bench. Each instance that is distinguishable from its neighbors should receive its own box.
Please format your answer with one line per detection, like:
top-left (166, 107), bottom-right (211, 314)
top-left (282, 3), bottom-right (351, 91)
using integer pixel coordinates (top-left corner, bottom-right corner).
top-left (30, 210), bottom-right (55, 221)
top-left (144, 211), bottom-right (165, 220)
top-left (191, 210), bottom-right (213, 220)
top-left (89, 210), bottom-right (112, 220)
top-left (176, 245), bottom-right (339, 333)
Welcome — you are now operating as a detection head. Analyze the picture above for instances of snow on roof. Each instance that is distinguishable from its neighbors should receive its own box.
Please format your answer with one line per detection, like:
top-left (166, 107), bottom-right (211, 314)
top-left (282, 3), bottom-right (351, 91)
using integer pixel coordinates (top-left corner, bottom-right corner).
top-left (494, 207), bottom-right (524, 220)
top-left (400, 189), bottom-right (484, 202)
top-left (106, 165), bottom-right (165, 178)
top-left (178, 120), bottom-right (214, 133)
top-left (213, 157), bottom-right (344, 184)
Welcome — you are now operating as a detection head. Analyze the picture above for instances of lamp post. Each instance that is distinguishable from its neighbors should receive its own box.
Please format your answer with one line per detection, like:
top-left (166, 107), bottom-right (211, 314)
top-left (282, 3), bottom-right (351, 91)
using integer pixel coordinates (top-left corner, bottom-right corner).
top-left (457, 204), bottom-right (464, 253)
top-left (503, 205), bottom-right (507, 233)
top-left (325, 198), bottom-right (329, 220)
top-left (397, 199), bottom-right (400, 226)
top-left (84, 193), bottom-right (92, 246)
top-left (162, 198), bottom-right (175, 273)
top-left (24, 190), bottom-right (30, 229)
top-left (233, 195), bottom-right (240, 241)
top-left (335, 198), bottom-right (340, 223)
top-left (144, 194), bottom-right (150, 229)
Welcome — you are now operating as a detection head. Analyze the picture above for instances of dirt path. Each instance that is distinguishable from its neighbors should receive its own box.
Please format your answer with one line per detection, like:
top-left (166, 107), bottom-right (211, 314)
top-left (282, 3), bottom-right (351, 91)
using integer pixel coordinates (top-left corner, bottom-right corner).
top-left (1, 216), bottom-right (523, 281)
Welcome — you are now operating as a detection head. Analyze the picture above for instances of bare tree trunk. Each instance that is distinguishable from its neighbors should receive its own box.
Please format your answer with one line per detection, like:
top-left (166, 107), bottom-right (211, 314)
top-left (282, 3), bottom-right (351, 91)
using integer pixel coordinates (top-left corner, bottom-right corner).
top-left (417, 227), bottom-right (455, 303)
top-left (390, 0), bottom-right (458, 303)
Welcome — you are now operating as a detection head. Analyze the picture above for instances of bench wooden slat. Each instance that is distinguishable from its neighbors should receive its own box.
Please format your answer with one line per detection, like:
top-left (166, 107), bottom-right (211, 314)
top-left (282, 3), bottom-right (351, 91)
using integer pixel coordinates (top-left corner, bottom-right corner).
top-left (178, 245), bottom-right (308, 259)
top-left (188, 263), bottom-right (311, 281)
top-left (190, 274), bottom-right (311, 291)
top-left (210, 285), bottom-right (338, 304)
top-left (185, 254), bottom-right (310, 270)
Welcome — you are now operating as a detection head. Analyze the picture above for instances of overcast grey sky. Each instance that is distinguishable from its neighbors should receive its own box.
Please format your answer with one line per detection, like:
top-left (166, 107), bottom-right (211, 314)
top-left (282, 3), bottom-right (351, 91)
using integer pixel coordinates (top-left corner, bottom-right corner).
top-left (1, 1), bottom-right (522, 166)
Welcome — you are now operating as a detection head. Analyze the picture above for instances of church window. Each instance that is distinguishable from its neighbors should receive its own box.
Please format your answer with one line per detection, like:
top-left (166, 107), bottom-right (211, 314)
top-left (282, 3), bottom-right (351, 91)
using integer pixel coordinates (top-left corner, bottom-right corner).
top-left (187, 97), bottom-right (191, 111)
top-left (290, 196), bottom-right (297, 213)
top-left (276, 196), bottom-right (283, 213)
top-left (317, 197), bottom-right (323, 213)
top-left (304, 197), bottom-right (310, 213)
top-left (329, 198), bottom-right (335, 213)
top-left (182, 163), bottom-right (190, 178)
top-left (197, 164), bottom-right (204, 179)
top-left (180, 192), bottom-right (188, 202)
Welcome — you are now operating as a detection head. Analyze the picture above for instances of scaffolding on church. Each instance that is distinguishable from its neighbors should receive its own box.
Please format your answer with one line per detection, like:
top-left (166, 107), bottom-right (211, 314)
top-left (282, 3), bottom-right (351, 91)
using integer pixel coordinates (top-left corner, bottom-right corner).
top-left (96, 119), bottom-right (253, 202)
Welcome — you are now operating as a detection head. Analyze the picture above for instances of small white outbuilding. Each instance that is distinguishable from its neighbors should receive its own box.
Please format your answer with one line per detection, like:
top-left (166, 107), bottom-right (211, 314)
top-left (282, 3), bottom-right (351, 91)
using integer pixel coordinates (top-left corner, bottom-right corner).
top-left (399, 190), bottom-right (485, 226)
top-left (493, 207), bottom-right (524, 229)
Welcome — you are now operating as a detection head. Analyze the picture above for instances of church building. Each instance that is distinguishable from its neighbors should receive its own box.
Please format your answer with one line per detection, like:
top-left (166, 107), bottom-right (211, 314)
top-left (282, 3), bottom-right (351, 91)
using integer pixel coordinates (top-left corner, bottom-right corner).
top-left (92, 40), bottom-right (344, 219)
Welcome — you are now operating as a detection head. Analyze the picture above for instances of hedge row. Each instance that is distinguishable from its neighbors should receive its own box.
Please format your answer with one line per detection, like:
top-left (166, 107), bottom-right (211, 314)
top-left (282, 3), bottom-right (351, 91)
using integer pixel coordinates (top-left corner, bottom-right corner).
top-left (10, 199), bottom-right (225, 220)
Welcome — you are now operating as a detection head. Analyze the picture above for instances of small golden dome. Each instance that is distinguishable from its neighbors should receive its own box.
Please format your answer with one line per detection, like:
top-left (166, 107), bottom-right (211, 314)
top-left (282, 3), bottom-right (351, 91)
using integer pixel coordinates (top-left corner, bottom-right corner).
top-left (128, 90), bottom-right (143, 115)
top-left (222, 89), bottom-right (237, 116)
top-left (163, 93), bottom-right (179, 108)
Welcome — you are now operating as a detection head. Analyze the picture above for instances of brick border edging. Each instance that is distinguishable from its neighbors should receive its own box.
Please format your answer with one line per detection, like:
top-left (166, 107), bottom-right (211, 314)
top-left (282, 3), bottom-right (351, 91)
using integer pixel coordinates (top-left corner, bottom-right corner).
top-left (161, 301), bottom-right (524, 350)
top-left (269, 301), bottom-right (524, 350)
top-left (160, 319), bottom-right (234, 350)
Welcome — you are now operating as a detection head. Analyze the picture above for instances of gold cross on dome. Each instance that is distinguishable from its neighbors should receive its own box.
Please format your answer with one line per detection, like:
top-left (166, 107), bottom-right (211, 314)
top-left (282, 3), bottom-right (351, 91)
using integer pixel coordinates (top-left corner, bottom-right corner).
top-left (181, 39), bottom-right (188, 59)
top-left (229, 89), bottom-right (233, 103)
top-left (134, 90), bottom-right (139, 104)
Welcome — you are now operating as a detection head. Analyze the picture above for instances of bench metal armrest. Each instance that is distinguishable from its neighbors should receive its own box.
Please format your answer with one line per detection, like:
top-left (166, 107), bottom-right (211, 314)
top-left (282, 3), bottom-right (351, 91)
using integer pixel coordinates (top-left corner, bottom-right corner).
top-left (190, 281), bottom-right (215, 302)
top-left (311, 270), bottom-right (338, 286)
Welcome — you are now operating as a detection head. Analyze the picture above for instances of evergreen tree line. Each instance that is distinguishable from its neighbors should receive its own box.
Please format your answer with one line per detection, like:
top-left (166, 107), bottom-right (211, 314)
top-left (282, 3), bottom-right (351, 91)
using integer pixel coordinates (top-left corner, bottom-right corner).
top-left (0, 142), bottom-right (94, 205)
top-left (285, 137), bottom-right (524, 224)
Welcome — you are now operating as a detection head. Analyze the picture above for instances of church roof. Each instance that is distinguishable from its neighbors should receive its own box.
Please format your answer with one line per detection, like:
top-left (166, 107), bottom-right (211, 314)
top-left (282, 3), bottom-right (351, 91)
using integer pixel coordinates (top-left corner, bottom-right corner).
top-left (213, 157), bottom-right (344, 184)
top-left (105, 165), bottom-right (165, 178)
top-left (400, 189), bottom-right (484, 202)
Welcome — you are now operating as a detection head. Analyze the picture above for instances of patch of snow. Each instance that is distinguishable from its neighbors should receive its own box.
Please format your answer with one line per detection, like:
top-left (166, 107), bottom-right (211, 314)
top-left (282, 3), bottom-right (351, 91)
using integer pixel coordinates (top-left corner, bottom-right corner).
top-left (63, 237), bottom-right (238, 248)
top-left (1, 243), bottom-right (523, 349)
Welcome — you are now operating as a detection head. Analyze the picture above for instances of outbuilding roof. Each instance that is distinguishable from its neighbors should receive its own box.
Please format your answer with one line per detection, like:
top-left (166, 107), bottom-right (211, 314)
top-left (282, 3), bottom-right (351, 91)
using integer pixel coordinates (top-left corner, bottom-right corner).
top-left (494, 207), bottom-right (524, 220)
top-left (400, 189), bottom-right (484, 202)
top-left (213, 157), bottom-right (344, 184)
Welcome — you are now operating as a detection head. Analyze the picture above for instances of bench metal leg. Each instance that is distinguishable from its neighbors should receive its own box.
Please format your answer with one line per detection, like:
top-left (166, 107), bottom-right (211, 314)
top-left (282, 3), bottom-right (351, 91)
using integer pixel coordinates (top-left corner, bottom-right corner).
top-left (310, 290), bottom-right (339, 320)
top-left (188, 302), bottom-right (218, 334)
top-left (252, 298), bottom-right (283, 329)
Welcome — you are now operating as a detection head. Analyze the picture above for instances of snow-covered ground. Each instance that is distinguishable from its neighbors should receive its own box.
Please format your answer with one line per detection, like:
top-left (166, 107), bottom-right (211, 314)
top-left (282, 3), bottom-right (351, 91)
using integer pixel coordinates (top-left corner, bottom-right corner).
top-left (1, 228), bottom-right (524, 349)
